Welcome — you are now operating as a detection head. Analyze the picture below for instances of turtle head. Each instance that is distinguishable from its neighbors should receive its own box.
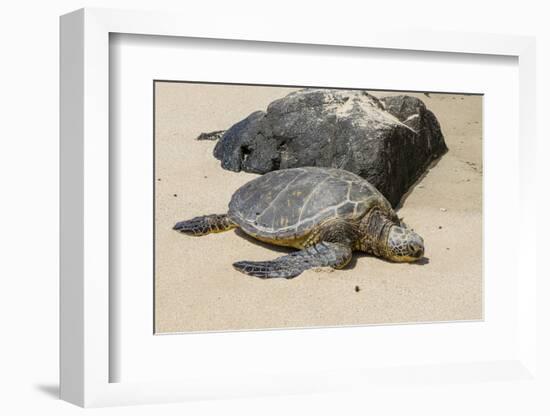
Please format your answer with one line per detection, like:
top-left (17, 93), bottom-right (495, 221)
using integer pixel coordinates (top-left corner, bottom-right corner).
top-left (385, 224), bottom-right (424, 262)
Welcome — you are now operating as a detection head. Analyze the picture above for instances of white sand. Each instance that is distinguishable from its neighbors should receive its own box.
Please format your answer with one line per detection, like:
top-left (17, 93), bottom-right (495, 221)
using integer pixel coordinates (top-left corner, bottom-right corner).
top-left (154, 83), bottom-right (482, 333)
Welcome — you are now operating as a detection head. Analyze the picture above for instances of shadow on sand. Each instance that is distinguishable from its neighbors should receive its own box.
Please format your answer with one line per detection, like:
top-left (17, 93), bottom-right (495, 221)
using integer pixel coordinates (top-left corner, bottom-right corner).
top-left (234, 228), bottom-right (430, 268)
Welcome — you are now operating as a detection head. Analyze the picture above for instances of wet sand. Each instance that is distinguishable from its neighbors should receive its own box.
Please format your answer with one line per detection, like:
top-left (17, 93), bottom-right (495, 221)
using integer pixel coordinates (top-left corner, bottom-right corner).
top-left (154, 83), bottom-right (483, 333)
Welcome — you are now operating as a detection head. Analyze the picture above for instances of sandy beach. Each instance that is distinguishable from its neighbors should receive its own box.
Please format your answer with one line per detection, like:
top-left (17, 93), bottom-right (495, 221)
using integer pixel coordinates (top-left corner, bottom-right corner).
top-left (154, 82), bottom-right (483, 333)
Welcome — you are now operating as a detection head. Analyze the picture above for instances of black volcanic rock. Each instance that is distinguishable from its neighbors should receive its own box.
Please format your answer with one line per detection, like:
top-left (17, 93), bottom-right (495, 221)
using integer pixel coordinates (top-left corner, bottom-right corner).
top-left (210, 89), bottom-right (447, 207)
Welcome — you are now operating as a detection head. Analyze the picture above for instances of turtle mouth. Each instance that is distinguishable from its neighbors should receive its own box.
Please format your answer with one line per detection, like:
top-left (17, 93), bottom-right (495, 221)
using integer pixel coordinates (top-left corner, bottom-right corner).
top-left (402, 247), bottom-right (425, 262)
top-left (411, 247), bottom-right (424, 259)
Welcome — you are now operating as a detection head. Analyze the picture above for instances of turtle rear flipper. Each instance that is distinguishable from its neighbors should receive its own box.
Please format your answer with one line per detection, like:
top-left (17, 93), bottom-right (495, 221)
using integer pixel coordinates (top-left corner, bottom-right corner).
top-left (233, 242), bottom-right (352, 279)
top-left (173, 214), bottom-right (236, 236)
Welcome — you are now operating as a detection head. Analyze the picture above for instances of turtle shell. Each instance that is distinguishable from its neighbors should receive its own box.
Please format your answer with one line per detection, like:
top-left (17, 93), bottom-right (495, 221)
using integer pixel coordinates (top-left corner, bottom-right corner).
top-left (228, 167), bottom-right (393, 242)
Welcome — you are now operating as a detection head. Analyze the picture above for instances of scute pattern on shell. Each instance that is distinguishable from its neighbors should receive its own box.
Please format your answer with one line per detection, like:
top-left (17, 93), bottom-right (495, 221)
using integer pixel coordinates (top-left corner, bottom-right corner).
top-left (228, 167), bottom-right (393, 241)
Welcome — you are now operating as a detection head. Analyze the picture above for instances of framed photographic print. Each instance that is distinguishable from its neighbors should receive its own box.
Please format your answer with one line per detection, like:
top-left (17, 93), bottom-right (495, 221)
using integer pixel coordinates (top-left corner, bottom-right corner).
top-left (154, 81), bottom-right (481, 334)
top-left (60, 7), bottom-right (540, 408)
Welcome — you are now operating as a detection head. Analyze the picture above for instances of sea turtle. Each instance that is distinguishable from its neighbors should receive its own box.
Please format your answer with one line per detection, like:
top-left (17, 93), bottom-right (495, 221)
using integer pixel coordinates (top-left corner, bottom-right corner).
top-left (173, 167), bottom-right (425, 279)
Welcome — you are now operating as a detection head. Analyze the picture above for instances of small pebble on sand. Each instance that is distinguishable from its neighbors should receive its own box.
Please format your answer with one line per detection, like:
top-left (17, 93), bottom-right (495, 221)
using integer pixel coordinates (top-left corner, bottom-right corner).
top-left (440, 208), bottom-right (447, 212)
top-left (355, 286), bottom-right (361, 293)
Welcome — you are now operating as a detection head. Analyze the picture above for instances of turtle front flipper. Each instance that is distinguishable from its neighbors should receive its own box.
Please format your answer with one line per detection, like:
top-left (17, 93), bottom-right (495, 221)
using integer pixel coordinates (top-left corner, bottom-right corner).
top-left (233, 242), bottom-right (352, 279)
top-left (173, 214), bottom-right (237, 236)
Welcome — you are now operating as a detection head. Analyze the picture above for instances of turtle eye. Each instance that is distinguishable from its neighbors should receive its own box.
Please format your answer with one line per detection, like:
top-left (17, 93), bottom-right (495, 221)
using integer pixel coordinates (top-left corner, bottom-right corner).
top-left (408, 244), bottom-right (418, 253)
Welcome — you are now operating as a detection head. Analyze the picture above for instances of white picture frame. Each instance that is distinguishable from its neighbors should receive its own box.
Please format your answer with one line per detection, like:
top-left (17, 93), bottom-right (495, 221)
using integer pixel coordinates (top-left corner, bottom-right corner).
top-left (60, 7), bottom-right (539, 408)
